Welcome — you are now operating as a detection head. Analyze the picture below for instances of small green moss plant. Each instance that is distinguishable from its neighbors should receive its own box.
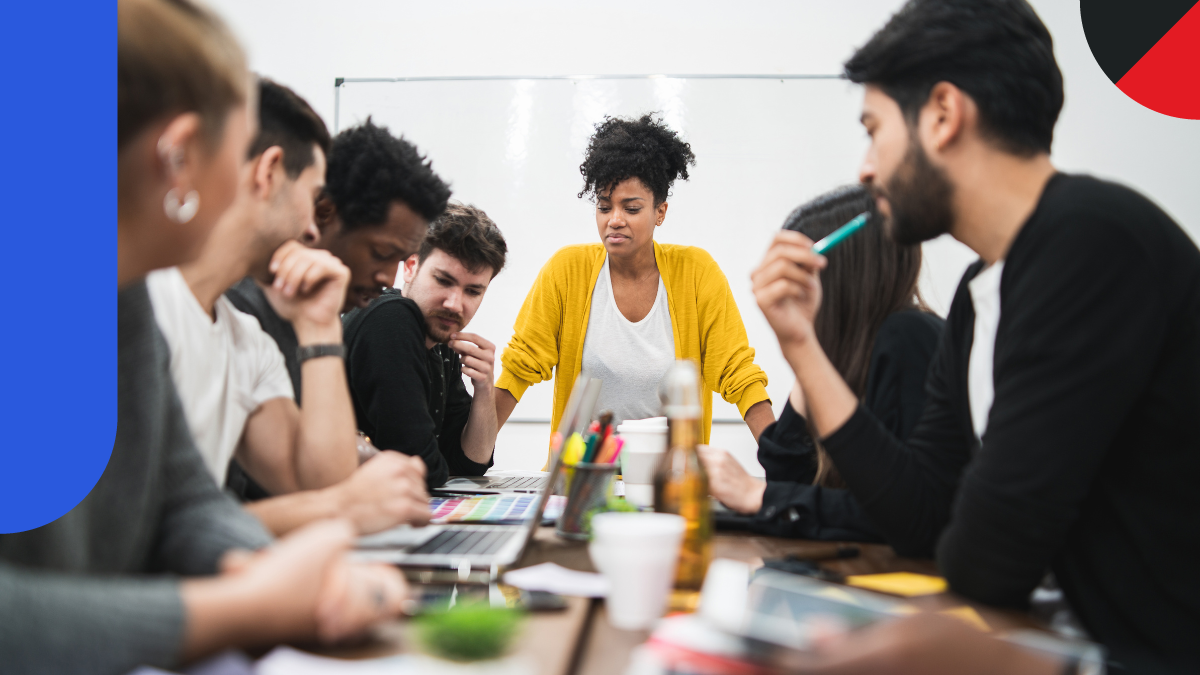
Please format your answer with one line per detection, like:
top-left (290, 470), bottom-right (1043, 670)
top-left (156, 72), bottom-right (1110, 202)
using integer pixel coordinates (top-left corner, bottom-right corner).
top-left (413, 603), bottom-right (525, 662)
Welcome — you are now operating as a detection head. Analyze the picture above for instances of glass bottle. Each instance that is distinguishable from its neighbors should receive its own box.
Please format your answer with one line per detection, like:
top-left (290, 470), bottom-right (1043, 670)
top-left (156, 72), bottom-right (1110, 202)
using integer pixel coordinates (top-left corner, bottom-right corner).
top-left (653, 360), bottom-right (713, 593)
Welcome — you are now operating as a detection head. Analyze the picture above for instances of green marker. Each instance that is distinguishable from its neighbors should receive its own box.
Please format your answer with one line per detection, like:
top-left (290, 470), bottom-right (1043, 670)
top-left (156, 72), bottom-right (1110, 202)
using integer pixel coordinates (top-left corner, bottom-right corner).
top-left (812, 212), bottom-right (870, 255)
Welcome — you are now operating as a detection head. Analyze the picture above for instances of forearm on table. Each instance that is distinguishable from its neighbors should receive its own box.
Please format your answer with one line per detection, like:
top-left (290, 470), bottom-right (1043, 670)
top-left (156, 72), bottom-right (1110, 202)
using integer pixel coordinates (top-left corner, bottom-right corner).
top-left (782, 338), bottom-right (857, 439)
top-left (244, 489), bottom-right (340, 538)
top-left (462, 386), bottom-right (498, 465)
top-left (179, 575), bottom-right (305, 662)
top-left (294, 326), bottom-right (358, 489)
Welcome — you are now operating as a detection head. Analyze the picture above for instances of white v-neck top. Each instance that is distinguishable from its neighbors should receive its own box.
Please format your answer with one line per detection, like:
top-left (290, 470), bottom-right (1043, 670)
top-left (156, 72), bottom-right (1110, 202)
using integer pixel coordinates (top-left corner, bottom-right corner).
top-left (967, 260), bottom-right (1005, 439)
top-left (581, 258), bottom-right (675, 425)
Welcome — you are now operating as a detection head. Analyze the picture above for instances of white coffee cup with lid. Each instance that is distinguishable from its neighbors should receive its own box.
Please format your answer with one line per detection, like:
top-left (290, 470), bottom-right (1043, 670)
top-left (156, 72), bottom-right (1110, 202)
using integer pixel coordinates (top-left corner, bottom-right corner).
top-left (616, 417), bottom-right (668, 507)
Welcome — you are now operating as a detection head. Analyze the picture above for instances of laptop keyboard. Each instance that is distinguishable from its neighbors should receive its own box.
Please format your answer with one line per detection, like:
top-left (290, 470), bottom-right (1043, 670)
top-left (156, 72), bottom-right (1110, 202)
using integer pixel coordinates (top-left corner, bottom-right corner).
top-left (412, 528), bottom-right (518, 556)
top-left (491, 476), bottom-right (547, 490)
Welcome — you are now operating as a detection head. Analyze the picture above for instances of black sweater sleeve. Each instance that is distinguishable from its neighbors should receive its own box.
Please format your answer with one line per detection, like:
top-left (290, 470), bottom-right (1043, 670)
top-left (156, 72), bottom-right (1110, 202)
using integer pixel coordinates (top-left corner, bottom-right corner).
top-left (820, 301), bottom-right (976, 557)
top-left (821, 180), bottom-right (1181, 577)
top-left (862, 311), bottom-right (944, 442)
top-left (756, 399), bottom-right (819, 484)
top-left (753, 311), bottom-right (944, 543)
top-left (344, 299), bottom-right (451, 489)
top-left (936, 199), bottom-right (1174, 609)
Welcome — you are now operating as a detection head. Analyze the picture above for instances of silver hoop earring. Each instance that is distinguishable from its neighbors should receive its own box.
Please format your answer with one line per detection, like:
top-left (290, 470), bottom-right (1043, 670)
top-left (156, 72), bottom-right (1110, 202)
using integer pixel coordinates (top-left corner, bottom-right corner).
top-left (164, 188), bottom-right (200, 224)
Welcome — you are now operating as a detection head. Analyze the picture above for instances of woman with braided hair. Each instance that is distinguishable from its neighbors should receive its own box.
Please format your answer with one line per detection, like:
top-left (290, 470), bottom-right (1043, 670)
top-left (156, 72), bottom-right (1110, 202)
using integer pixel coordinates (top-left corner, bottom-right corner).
top-left (496, 114), bottom-right (774, 460)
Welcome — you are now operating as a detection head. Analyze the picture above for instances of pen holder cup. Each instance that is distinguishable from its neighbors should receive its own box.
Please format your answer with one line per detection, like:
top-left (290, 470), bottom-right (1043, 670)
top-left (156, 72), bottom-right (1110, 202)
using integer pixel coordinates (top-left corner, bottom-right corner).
top-left (555, 462), bottom-right (619, 541)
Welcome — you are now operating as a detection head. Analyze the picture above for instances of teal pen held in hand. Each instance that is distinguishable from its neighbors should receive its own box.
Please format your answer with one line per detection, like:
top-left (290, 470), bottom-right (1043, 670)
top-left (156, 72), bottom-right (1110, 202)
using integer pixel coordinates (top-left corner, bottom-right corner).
top-left (812, 212), bottom-right (870, 255)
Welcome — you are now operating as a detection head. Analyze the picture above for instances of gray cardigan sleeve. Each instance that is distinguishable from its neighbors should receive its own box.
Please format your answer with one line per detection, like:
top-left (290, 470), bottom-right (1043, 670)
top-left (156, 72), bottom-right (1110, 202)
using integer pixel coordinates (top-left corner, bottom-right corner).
top-left (152, 387), bottom-right (273, 575)
top-left (0, 396), bottom-right (271, 675)
top-left (0, 564), bottom-right (184, 675)
top-left (0, 317), bottom-right (272, 674)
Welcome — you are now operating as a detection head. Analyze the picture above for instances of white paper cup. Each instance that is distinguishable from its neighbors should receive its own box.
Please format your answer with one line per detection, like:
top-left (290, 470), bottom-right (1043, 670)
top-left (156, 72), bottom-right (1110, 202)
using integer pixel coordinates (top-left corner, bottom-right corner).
top-left (617, 418), bottom-right (668, 486)
top-left (589, 512), bottom-right (686, 630)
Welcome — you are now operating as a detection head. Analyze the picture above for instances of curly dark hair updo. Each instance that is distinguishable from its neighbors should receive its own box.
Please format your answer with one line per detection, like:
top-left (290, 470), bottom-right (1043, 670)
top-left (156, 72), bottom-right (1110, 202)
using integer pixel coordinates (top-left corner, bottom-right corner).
top-left (578, 113), bottom-right (696, 205)
top-left (324, 118), bottom-right (451, 231)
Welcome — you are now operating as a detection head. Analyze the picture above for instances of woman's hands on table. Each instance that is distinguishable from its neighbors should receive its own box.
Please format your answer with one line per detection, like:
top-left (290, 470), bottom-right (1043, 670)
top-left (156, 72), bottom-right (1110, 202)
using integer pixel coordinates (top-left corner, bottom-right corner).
top-left (698, 445), bottom-right (766, 515)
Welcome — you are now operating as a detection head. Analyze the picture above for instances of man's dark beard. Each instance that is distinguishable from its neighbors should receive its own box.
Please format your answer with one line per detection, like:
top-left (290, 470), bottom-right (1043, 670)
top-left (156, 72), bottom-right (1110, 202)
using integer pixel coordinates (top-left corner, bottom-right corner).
top-left (424, 311), bottom-right (463, 344)
top-left (877, 137), bottom-right (956, 245)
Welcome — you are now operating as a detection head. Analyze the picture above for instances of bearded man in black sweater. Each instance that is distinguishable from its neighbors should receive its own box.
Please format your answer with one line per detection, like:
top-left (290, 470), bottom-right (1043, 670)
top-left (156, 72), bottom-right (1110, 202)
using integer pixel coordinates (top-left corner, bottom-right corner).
top-left (752, 1), bottom-right (1200, 672)
top-left (343, 204), bottom-right (507, 489)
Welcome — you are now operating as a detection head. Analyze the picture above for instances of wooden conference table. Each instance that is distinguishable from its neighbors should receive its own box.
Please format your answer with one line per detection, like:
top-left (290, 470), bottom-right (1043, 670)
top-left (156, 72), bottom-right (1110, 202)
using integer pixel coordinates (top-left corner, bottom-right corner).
top-left (318, 527), bottom-right (1037, 674)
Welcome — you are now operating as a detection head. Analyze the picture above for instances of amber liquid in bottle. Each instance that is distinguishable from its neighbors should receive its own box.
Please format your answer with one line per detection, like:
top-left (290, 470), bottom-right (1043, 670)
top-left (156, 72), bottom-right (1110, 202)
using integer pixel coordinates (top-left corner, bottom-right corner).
top-left (653, 361), bottom-right (713, 596)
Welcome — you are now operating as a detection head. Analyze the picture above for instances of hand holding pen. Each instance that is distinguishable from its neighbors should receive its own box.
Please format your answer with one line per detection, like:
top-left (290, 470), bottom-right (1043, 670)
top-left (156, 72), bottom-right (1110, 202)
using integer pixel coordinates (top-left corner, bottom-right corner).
top-left (752, 212), bottom-right (867, 350)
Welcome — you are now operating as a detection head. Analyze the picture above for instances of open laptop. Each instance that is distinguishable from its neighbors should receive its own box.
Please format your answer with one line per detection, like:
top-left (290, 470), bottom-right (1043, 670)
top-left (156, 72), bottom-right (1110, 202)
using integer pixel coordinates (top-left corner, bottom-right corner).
top-left (438, 473), bottom-right (548, 494)
top-left (353, 375), bottom-right (601, 570)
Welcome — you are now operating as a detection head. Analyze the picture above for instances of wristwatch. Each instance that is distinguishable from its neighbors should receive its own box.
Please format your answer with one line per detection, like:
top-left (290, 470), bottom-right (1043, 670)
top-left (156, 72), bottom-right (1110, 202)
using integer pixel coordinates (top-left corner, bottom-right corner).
top-left (296, 343), bottom-right (345, 364)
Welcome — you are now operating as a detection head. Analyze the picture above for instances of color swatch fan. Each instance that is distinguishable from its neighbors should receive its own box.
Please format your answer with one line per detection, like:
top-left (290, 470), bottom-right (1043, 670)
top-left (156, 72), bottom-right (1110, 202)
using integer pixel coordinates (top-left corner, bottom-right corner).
top-left (430, 494), bottom-right (566, 524)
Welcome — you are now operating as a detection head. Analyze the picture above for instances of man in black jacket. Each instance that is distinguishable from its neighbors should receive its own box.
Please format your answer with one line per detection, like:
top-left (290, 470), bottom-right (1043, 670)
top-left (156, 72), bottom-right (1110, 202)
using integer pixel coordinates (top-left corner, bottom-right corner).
top-left (343, 204), bottom-right (508, 489)
top-left (752, 0), bottom-right (1200, 672)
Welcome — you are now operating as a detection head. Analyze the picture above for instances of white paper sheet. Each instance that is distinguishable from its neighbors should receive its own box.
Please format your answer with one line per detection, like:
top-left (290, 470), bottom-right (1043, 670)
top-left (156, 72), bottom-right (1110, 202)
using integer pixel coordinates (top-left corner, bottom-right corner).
top-left (502, 562), bottom-right (609, 598)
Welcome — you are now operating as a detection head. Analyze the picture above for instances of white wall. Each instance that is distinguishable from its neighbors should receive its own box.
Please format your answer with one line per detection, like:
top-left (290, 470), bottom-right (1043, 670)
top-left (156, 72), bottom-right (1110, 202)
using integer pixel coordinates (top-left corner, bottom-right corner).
top-left (209, 0), bottom-right (1200, 472)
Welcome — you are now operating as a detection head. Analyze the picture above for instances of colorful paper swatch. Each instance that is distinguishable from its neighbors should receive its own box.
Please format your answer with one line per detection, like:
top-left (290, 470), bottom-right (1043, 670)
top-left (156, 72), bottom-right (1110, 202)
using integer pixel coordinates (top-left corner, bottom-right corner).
top-left (429, 494), bottom-right (565, 524)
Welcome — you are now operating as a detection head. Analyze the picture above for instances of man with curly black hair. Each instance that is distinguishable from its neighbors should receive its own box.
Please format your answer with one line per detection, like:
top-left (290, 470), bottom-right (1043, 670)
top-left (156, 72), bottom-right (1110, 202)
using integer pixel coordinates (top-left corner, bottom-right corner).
top-left (311, 119), bottom-right (453, 312)
top-left (224, 118), bottom-right (450, 500)
top-left (497, 113), bottom-right (774, 467)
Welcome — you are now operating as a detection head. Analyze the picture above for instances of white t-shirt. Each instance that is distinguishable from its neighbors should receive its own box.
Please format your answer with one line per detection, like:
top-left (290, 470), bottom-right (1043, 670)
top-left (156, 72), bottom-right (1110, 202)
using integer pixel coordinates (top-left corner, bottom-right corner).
top-left (147, 267), bottom-right (294, 484)
top-left (581, 259), bottom-right (676, 425)
top-left (967, 260), bottom-right (1005, 439)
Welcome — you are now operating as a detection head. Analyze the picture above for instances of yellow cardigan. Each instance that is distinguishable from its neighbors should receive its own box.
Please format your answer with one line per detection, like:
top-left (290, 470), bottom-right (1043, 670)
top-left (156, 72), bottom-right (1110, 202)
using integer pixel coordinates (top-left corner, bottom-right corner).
top-left (497, 241), bottom-right (770, 449)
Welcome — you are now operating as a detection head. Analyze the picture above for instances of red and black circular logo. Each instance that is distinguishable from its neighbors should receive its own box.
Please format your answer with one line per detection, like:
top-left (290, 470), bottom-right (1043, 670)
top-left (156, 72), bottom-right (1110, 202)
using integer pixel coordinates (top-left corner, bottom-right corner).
top-left (1081, 0), bottom-right (1200, 119)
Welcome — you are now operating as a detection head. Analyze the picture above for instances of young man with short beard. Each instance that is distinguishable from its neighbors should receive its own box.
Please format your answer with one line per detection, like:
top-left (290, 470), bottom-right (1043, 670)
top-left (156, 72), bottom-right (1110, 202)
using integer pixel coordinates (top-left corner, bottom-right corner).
top-left (343, 204), bottom-right (507, 489)
top-left (752, 0), bottom-right (1200, 671)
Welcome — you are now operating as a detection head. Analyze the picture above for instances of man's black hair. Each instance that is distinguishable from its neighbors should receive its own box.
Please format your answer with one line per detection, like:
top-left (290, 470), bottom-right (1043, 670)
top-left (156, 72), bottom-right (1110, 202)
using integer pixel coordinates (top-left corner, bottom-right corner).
top-left (844, 0), bottom-right (1063, 156)
top-left (417, 203), bottom-right (507, 279)
top-left (324, 118), bottom-right (452, 231)
top-left (578, 113), bottom-right (696, 205)
top-left (247, 79), bottom-right (331, 179)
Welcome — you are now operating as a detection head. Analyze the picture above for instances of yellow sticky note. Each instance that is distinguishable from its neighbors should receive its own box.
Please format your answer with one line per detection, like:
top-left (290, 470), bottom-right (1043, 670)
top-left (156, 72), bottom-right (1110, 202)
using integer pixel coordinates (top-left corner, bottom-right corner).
top-left (939, 605), bottom-right (991, 632)
top-left (844, 572), bottom-right (948, 597)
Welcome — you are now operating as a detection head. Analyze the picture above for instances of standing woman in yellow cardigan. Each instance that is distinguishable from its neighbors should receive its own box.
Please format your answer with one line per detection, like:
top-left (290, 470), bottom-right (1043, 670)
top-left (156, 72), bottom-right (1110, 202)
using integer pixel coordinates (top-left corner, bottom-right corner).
top-left (494, 114), bottom-right (774, 455)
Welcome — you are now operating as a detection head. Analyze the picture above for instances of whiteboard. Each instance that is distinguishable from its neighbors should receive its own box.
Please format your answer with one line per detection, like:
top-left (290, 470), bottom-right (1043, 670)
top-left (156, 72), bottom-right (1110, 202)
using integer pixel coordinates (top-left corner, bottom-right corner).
top-left (335, 76), bottom-right (972, 422)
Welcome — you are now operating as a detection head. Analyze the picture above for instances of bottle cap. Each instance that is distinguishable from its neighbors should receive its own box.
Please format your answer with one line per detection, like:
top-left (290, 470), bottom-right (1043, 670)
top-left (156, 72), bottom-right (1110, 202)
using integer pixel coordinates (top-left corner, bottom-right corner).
top-left (660, 360), bottom-right (702, 418)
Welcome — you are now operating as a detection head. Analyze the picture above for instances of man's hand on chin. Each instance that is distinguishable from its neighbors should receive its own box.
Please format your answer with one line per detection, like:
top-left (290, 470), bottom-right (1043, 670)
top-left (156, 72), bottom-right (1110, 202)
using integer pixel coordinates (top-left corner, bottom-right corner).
top-left (449, 332), bottom-right (496, 394)
top-left (264, 241), bottom-right (352, 343)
